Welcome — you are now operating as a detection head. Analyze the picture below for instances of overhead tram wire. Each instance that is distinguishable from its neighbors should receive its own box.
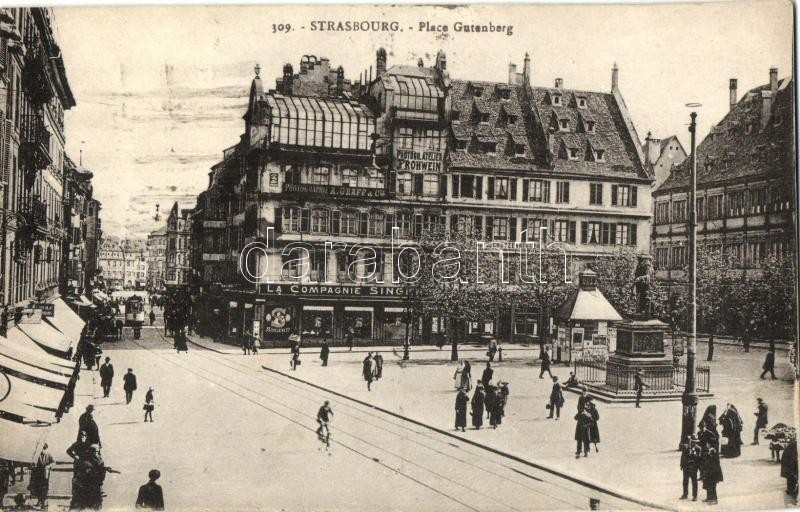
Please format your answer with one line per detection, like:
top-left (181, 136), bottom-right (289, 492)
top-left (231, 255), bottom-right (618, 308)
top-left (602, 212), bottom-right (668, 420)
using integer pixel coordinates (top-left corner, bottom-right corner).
top-left (129, 335), bottom-right (496, 512)
top-left (176, 337), bottom-right (651, 510)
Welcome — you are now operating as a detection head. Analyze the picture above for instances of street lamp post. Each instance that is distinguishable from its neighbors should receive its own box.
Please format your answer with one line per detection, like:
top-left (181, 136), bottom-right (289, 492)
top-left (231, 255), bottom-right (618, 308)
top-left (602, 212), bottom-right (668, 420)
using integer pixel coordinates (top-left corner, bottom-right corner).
top-left (681, 108), bottom-right (700, 445)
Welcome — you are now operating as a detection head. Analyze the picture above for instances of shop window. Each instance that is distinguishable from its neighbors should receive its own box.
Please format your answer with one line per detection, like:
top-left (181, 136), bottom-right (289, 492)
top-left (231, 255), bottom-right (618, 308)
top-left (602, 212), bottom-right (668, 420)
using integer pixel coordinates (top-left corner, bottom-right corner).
top-left (301, 306), bottom-right (333, 339)
top-left (343, 308), bottom-right (373, 339)
top-left (397, 172), bottom-right (412, 195)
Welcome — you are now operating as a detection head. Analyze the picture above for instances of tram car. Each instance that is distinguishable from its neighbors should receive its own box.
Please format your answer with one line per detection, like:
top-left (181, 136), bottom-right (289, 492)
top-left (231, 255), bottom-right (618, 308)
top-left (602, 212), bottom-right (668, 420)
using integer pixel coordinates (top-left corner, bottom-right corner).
top-left (125, 295), bottom-right (146, 338)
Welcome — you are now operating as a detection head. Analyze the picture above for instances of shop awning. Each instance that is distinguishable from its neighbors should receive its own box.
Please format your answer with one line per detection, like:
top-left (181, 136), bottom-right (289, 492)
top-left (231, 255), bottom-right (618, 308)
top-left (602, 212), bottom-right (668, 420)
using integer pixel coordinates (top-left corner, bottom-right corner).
top-left (2, 370), bottom-right (65, 411)
top-left (17, 322), bottom-right (73, 356)
top-left (0, 417), bottom-right (50, 462)
top-left (0, 396), bottom-right (57, 424)
top-left (0, 353), bottom-right (69, 389)
top-left (0, 344), bottom-right (73, 378)
top-left (71, 295), bottom-right (94, 307)
top-left (1, 328), bottom-right (75, 371)
top-left (46, 298), bottom-right (86, 344)
top-left (93, 290), bottom-right (110, 302)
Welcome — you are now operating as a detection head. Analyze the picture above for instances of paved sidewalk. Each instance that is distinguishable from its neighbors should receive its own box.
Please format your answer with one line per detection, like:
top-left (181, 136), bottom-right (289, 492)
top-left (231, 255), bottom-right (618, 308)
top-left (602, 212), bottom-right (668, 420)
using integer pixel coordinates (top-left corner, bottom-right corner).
top-left (223, 340), bottom-right (797, 511)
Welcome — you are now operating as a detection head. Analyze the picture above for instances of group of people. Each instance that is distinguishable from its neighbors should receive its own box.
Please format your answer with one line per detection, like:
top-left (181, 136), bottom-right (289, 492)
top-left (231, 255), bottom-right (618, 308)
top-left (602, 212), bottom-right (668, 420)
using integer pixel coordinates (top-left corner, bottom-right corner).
top-left (362, 352), bottom-right (384, 391)
top-left (454, 362), bottom-right (509, 431)
top-left (67, 408), bottom-right (115, 510)
top-left (240, 331), bottom-right (260, 355)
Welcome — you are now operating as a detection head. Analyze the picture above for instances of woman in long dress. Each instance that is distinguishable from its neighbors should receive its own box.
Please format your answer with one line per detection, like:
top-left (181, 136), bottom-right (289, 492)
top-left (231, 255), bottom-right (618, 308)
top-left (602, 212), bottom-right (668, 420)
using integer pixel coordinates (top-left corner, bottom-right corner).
top-left (453, 361), bottom-right (464, 390)
top-left (471, 384), bottom-right (485, 429)
top-left (718, 404), bottom-right (743, 458)
top-left (461, 361), bottom-right (472, 392)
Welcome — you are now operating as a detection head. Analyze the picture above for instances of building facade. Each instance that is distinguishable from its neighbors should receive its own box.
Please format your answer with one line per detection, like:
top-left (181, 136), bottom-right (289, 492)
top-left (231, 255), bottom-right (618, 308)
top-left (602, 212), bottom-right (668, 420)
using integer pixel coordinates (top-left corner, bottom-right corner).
top-left (97, 237), bottom-right (125, 289)
top-left (652, 68), bottom-right (795, 283)
top-left (146, 226), bottom-right (167, 290)
top-left (122, 238), bottom-right (147, 288)
top-left (60, 156), bottom-right (97, 295)
top-left (643, 133), bottom-right (687, 189)
top-left (0, 7), bottom-right (76, 312)
top-left (84, 197), bottom-right (102, 291)
top-left (164, 202), bottom-right (193, 287)
top-left (191, 49), bottom-right (654, 347)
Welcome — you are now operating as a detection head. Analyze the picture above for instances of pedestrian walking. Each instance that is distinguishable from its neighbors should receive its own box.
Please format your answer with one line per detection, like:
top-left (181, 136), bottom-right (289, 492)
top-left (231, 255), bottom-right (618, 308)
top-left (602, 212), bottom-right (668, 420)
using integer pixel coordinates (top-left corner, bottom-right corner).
top-left (136, 469), bottom-right (165, 510)
top-left (470, 384), bottom-right (485, 429)
top-left (363, 353), bottom-right (374, 391)
top-left (461, 361), bottom-right (472, 392)
top-left (587, 399), bottom-right (600, 452)
top-left (149, 310), bottom-right (156, 326)
top-left (707, 334), bottom-right (715, 361)
top-left (454, 361), bottom-right (465, 390)
top-left (700, 446), bottom-right (723, 504)
top-left (241, 335), bottom-right (251, 356)
top-left (484, 383), bottom-right (496, 421)
top-left (574, 402), bottom-right (593, 458)
top-left (539, 347), bottom-right (553, 379)
top-left (115, 319), bottom-right (124, 341)
top-left (547, 376), bottom-right (564, 420)
top-left (481, 362), bottom-right (493, 386)
top-left (174, 328), bottom-right (188, 353)
top-left (577, 387), bottom-right (591, 413)
top-left (290, 342), bottom-right (301, 370)
top-left (753, 398), bottom-right (769, 445)
top-left (143, 388), bottom-right (155, 422)
top-left (71, 445), bottom-right (110, 510)
top-left (455, 387), bottom-right (469, 432)
top-left (718, 403), bottom-right (743, 458)
top-left (123, 368), bottom-right (138, 405)
top-left (490, 382), bottom-right (509, 429)
top-left (320, 340), bottom-right (330, 367)
top-left (345, 327), bottom-right (354, 351)
top-left (487, 337), bottom-right (498, 362)
top-left (373, 352), bottom-right (384, 380)
top-left (67, 431), bottom-right (92, 466)
top-left (316, 401), bottom-right (333, 449)
top-left (250, 332), bottom-right (259, 355)
top-left (99, 357), bottom-right (114, 398)
top-left (760, 349), bottom-right (776, 379)
top-left (78, 405), bottom-right (101, 446)
top-left (633, 370), bottom-right (648, 408)
top-left (679, 435), bottom-right (701, 501)
top-left (699, 405), bottom-right (720, 451)
top-left (28, 444), bottom-right (54, 509)
top-left (781, 440), bottom-right (798, 498)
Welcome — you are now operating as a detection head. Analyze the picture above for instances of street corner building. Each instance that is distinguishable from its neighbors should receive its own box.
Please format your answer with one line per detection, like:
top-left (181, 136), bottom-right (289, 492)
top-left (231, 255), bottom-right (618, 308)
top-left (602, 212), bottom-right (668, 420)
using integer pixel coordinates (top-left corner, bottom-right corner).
top-left (0, 7), bottom-right (103, 468)
top-left (187, 48), bottom-right (655, 350)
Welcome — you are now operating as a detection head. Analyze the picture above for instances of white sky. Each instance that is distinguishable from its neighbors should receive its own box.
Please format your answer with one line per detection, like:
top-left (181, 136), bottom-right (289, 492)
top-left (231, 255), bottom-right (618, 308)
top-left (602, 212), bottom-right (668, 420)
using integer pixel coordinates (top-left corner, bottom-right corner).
top-left (53, 1), bottom-right (794, 238)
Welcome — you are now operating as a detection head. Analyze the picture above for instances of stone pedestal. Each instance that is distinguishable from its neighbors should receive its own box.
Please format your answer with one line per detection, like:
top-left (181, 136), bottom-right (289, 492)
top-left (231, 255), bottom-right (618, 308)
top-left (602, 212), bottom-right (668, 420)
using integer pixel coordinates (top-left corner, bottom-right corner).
top-left (606, 318), bottom-right (673, 391)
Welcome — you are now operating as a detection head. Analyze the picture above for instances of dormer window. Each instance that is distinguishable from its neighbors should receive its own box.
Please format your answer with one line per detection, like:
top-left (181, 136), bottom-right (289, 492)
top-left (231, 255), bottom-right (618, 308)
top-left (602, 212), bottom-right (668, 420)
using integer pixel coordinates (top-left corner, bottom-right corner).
top-left (473, 87), bottom-right (483, 98)
top-left (479, 113), bottom-right (490, 123)
top-left (484, 142), bottom-right (497, 154)
top-left (507, 114), bottom-right (518, 125)
top-left (498, 89), bottom-right (511, 100)
top-left (585, 121), bottom-right (595, 133)
top-left (595, 149), bottom-right (605, 161)
top-left (553, 94), bottom-right (562, 106)
top-left (568, 148), bottom-right (579, 160)
top-left (559, 119), bottom-right (569, 131)
top-left (451, 110), bottom-right (461, 121)
top-left (514, 144), bottom-right (526, 156)
top-left (577, 97), bottom-right (587, 108)
top-left (455, 139), bottom-right (467, 151)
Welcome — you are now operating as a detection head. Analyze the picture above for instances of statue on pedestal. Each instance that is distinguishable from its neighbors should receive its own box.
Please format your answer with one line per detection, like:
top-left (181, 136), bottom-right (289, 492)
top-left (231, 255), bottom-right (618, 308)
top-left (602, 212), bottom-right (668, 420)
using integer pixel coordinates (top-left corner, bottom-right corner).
top-left (632, 255), bottom-right (654, 317)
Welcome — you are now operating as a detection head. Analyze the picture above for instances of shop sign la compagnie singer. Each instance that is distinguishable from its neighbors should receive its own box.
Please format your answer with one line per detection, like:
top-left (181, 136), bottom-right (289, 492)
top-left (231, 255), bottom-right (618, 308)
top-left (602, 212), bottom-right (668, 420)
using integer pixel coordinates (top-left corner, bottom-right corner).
top-left (259, 283), bottom-right (406, 297)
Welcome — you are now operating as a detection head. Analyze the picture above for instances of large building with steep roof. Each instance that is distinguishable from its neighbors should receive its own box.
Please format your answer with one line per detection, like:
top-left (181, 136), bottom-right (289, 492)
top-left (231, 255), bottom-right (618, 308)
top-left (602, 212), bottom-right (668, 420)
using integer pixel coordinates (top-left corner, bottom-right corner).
top-left (652, 68), bottom-right (795, 283)
top-left (190, 48), bottom-right (654, 347)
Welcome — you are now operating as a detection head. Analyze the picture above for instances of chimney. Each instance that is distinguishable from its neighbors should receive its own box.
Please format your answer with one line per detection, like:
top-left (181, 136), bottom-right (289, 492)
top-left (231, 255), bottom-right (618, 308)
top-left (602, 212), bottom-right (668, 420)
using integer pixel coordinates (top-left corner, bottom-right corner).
top-left (282, 64), bottom-right (294, 95)
top-left (508, 63), bottom-right (517, 85)
top-left (769, 67), bottom-right (778, 97)
top-left (644, 132), bottom-right (661, 165)
top-left (554, 78), bottom-right (563, 89)
top-left (376, 48), bottom-right (387, 76)
top-left (335, 66), bottom-right (344, 96)
top-left (611, 62), bottom-right (619, 91)
top-left (523, 52), bottom-right (531, 86)
top-left (729, 78), bottom-right (738, 110)
top-left (760, 90), bottom-right (773, 128)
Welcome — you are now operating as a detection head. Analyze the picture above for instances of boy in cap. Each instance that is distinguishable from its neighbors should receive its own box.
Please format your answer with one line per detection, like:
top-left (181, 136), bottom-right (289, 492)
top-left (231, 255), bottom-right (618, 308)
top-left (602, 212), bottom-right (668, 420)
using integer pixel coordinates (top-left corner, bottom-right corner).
top-left (136, 469), bottom-right (165, 510)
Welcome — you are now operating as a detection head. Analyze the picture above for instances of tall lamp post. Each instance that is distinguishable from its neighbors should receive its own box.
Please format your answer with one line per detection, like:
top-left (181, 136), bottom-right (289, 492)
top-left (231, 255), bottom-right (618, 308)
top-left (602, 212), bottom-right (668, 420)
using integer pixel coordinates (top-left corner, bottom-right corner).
top-left (681, 106), bottom-right (701, 445)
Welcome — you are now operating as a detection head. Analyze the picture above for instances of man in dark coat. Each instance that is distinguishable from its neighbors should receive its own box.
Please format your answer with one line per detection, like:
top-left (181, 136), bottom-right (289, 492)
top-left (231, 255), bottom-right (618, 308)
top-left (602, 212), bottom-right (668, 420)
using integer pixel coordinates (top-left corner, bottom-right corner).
top-left (373, 352), bottom-right (384, 379)
top-left (484, 384), bottom-right (497, 422)
top-left (149, 310), bottom-right (156, 326)
top-left (680, 435), bottom-right (701, 501)
top-left (700, 446), bottom-right (723, 504)
top-left (78, 406), bottom-right (101, 446)
top-left (753, 398), bottom-right (768, 445)
top-left (454, 387), bottom-right (469, 432)
top-left (633, 370), bottom-right (648, 408)
top-left (760, 349), bottom-right (776, 379)
top-left (707, 334), bottom-right (715, 361)
top-left (548, 376), bottom-right (564, 420)
top-left (123, 368), bottom-right (138, 405)
top-left (99, 357), bottom-right (114, 398)
top-left (577, 387), bottom-right (590, 413)
top-left (319, 341), bottom-right (330, 367)
top-left (136, 469), bottom-right (165, 510)
top-left (471, 384), bottom-right (485, 429)
top-left (345, 327), bottom-right (354, 351)
top-left (490, 383), bottom-right (508, 428)
top-left (574, 403), bottom-right (593, 458)
top-left (781, 440), bottom-right (798, 498)
top-left (539, 347), bottom-right (552, 379)
top-left (362, 353), bottom-right (374, 391)
top-left (481, 362), bottom-right (493, 386)
top-left (587, 400), bottom-right (600, 451)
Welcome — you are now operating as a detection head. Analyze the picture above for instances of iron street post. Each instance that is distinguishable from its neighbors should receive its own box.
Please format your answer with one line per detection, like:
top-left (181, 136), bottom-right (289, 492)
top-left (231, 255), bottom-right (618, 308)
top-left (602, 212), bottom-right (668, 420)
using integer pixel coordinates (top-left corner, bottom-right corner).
top-left (681, 109), bottom-right (700, 444)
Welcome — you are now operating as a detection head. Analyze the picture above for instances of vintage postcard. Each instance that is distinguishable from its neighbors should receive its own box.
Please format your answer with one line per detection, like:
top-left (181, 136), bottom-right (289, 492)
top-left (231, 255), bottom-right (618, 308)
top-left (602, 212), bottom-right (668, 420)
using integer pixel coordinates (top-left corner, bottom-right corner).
top-left (0, 2), bottom-right (796, 511)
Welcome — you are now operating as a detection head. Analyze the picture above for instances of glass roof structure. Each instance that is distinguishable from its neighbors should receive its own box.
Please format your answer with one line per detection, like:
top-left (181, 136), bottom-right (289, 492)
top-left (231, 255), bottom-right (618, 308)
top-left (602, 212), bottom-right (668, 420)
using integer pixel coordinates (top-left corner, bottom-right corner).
top-left (266, 95), bottom-right (375, 151)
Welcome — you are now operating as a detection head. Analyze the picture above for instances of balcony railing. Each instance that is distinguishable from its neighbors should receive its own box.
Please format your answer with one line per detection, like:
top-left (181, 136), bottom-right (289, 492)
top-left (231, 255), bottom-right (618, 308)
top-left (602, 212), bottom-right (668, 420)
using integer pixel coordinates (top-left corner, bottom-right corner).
top-left (22, 42), bottom-right (54, 106)
top-left (20, 114), bottom-right (51, 172)
top-left (20, 197), bottom-right (49, 238)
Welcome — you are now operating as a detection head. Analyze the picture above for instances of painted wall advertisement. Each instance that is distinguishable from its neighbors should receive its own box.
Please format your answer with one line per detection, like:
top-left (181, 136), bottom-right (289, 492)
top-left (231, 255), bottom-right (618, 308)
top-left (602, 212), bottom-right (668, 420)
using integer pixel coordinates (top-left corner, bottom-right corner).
top-left (263, 306), bottom-right (296, 341)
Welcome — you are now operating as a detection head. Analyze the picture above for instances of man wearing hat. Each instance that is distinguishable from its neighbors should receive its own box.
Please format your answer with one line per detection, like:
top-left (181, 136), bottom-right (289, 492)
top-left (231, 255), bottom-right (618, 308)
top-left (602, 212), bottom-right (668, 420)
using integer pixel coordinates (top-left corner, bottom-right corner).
top-left (123, 368), bottom-right (138, 404)
top-left (99, 357), bottom-right (114, 398)
top-left (547, 376), bottom-right (565, 420)
top-left (78, 405), bottom-right (101, 446)
top-left (680, 434), bottom-right (700, 501)
top-left (136, 469), bottom-right (165, 510)
top-left (633, 370), bottom-right (648, 408)
top-left (753, 398), bottom-right (769, 445)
